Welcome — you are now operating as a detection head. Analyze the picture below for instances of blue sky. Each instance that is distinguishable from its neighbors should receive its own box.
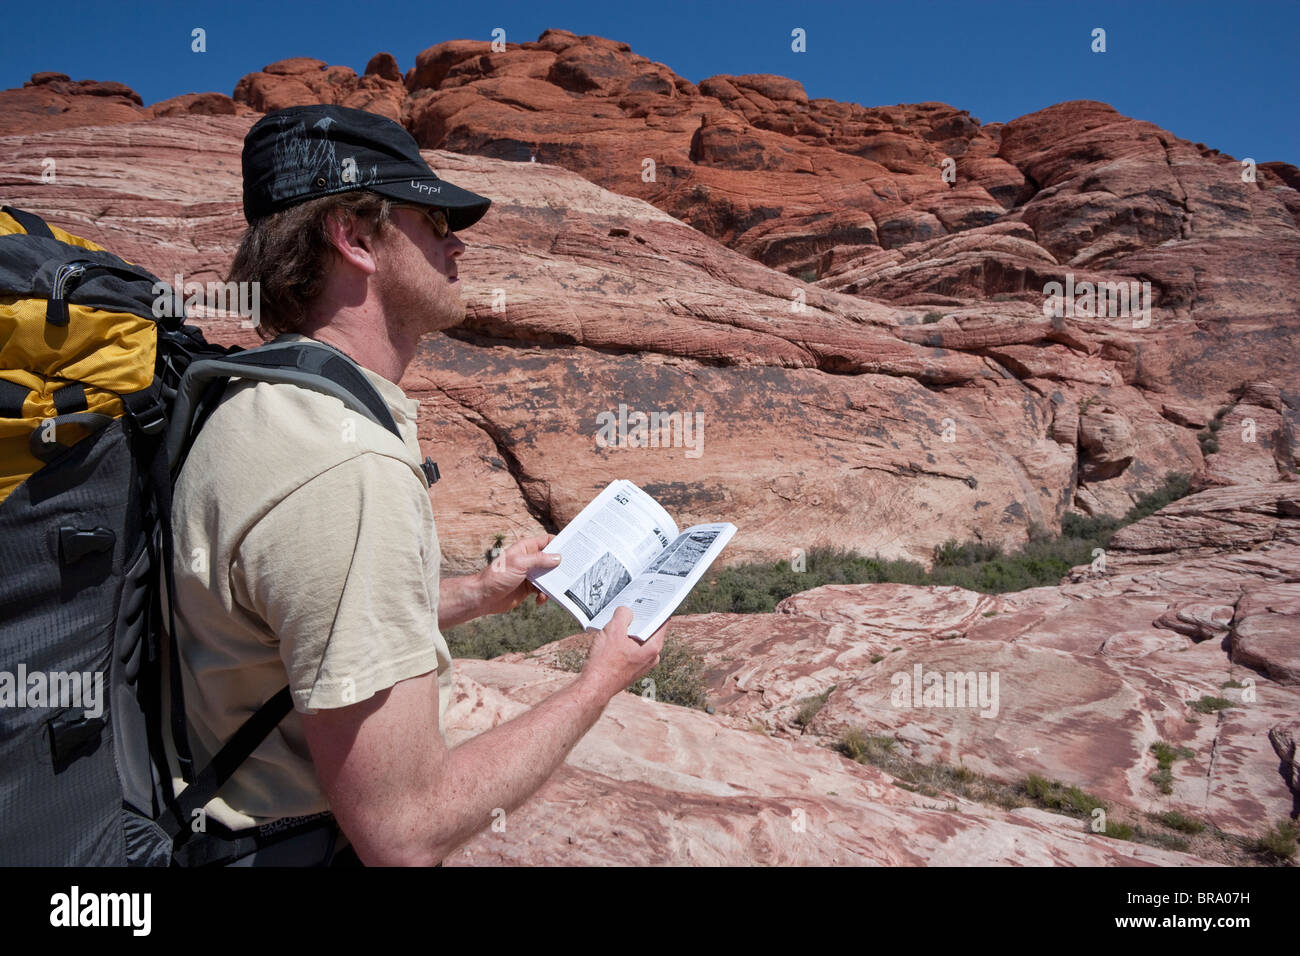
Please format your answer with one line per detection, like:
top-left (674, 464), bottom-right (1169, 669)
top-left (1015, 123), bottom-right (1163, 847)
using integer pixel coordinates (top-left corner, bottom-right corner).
top-left (5, 0), bottom-right (1297, 163)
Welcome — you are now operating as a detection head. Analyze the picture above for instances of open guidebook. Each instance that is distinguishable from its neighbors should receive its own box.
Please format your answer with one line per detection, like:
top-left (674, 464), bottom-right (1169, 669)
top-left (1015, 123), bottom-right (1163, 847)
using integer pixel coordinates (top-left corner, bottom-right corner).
top-left (526, 480), bottom-right (737, 642)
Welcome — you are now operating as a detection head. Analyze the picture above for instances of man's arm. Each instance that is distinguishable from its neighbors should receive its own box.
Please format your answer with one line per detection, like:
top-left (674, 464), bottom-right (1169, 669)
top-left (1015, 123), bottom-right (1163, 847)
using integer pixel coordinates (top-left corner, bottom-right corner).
top-left (437, 573), bottom-right (485, 630)
top-left (301, 607), bottom-right (663, 866)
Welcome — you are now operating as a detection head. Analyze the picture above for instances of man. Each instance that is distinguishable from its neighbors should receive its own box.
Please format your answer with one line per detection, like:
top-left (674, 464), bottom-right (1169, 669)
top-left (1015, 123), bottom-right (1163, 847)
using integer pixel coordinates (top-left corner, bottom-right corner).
top-left (169, 104), bottom-right (666, 866)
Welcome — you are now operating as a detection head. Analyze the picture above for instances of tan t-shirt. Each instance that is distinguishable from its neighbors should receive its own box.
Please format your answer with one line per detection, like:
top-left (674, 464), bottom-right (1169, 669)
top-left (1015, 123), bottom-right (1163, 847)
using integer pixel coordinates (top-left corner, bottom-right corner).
top-left (167, 333), bottom-right (453, 829)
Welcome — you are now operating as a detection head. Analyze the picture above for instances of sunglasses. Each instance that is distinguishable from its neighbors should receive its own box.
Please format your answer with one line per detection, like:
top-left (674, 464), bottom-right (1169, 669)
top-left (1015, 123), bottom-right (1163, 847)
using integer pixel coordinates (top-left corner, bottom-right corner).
top-left (396, 204), bottom-right (451, 239)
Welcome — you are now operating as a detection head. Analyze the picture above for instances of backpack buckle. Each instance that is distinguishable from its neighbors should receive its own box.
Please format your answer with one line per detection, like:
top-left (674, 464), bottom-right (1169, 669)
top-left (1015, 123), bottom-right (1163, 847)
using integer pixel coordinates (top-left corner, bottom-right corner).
top-left (421, 457), bottom-right (440, 485)
top-left (124, 385), bottom-right (166, 436)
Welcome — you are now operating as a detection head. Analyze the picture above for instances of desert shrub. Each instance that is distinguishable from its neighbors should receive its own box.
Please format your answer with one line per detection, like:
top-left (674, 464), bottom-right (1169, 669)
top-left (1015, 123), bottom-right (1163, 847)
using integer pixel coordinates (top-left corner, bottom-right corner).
top-left (552, 644), bottom-right (587, 673)
top-left (1125, 472), bottom-right (1191, 523)
top-left (1021, 774), bottom-right (1107, 816)
top-left (1198, 405), bottom-right (1230, 456)
top-left (1252, 819), bottom-right (1298, 860)
top-left (1101, 821), bottom-right (1135, 841)
top-left (836, 728), bottom-right (899, 765)
top-left (1139, 830), bottom-right (1189, 852)
top-left (1149, 741), bottom-right (1195, 794)
top-left (933, 539), bottom-right (1003, 566)
top-left (448, 475), bottom-right (1196, 654)
top-left (637, 638), bottom-right (709, 708)
top-left (548, 637), bottom-right (708, 709)
top-left (1155, 810), bottom-right (1205, 834)
top-left (444, 597), bottom-right (576, 659)
top-left (794, 686), bottom-right (835, 728)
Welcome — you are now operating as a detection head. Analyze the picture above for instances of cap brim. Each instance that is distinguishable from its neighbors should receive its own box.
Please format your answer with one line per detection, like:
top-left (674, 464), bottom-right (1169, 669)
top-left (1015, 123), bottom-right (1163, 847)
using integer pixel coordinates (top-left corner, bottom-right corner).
top-left (368, 177), bottom-right (491, 232)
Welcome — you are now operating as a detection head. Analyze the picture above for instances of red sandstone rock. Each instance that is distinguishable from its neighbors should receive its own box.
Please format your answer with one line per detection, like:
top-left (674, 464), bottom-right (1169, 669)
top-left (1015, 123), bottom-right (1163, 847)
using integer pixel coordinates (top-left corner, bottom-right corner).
top-left (148, 92), bottom-right (242, 118)
top-left (444, 659), bottom-right (1213, 865)
top-left (0, 73), bottom-right (147, 136)
top-left (1200, 382), bottom-right (1298, 487)
top-left (3, 110), bottom-right (1284, 573)
top-left (1230, 584), bottom-right (1300, 685)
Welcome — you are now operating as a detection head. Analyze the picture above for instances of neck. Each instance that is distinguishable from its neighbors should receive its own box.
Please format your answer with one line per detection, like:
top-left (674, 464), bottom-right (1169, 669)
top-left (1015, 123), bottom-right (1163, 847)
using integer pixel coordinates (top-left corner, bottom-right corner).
top-left (296, 314), bottom-right (415, 385)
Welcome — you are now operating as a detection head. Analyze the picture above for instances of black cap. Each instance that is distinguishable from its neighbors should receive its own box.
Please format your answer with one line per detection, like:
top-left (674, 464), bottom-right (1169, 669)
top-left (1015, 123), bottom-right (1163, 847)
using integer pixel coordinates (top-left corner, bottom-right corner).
top-left (241, 104), bottom-right (491, 231)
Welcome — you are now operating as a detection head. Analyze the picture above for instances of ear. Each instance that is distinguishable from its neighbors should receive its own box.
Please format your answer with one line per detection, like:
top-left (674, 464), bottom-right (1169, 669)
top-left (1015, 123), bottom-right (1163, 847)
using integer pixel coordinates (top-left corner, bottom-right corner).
top-left (324, 210), bottom-right (379, 276)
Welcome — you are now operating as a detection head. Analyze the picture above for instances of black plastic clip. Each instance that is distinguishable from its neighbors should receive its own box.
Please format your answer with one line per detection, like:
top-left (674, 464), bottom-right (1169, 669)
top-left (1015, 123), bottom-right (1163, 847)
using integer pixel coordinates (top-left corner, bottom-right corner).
top-left (124, 385), bottom-right (166, 437)
top-left (59, 526), bottom-right (116, 564)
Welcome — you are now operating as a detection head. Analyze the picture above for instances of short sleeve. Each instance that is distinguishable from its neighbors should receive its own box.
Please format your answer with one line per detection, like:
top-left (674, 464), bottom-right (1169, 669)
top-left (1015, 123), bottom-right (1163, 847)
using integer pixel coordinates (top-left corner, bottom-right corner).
top-left (231, 452), bottom-right (445, 712)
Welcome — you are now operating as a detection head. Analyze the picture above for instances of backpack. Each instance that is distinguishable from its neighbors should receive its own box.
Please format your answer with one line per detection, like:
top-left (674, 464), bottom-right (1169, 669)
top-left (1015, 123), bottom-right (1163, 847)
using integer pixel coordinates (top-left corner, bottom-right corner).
top-left (0, 205), bottom-right (412, 865)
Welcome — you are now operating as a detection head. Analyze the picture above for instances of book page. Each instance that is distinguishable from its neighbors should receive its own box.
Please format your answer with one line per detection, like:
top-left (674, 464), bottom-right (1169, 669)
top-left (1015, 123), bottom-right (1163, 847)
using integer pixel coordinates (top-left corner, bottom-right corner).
top-left (527, 480), bottom-right (679, 627)
top-left (589, 522), bottom-right (736, 640)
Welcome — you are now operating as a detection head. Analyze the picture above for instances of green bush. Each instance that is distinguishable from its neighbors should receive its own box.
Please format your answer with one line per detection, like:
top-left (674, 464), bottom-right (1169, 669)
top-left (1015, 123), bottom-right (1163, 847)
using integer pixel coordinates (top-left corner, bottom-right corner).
top-left (1125, 473), bottom-right (1191, 523)
top-left (1149, 741), bottom-right (1195, 794)
top-left (1252, 819), bottom-right (1298, 860)
top-left (1022, 774), bottom-right (1107, 816)
top-left (933, 539), bottom-right (1004, 566)
top-left (546, 637), bottom-right (708, 710)
top-left (1198, 405), bottom-right (1229, 456)
top-left (1189, 695), bottom-right (1234, 714)
top-left (922, 311), bottom-right (944, 324)
top-left (1155, 810), bottom-right (1205, 834)
top-left (444, 597), bottom-right (577, 659)
top-left (794, 686), bottom-right (835, 728)
top-left (1101, 821), bottom-right (1135, 841)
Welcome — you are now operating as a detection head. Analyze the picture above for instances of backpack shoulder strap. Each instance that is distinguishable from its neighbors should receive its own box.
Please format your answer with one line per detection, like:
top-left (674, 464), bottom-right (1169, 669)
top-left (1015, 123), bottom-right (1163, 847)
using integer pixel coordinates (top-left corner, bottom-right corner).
top-left (0, 204), bottom-right (55, 239)
top-left (157, 686), bottom-right (294, 847)
top-left (165, 340), bottom-right (401, 473)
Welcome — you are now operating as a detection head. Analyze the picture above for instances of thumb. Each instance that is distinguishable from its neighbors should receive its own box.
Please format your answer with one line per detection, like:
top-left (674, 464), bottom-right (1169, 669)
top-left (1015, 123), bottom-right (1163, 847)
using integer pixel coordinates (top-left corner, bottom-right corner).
top-left (528, 552), bottom-right (561, 572)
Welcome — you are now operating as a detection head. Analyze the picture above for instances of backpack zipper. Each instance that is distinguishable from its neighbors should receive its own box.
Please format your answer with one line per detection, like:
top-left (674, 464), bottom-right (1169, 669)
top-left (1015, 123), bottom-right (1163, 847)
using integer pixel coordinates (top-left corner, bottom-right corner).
top-left (47, 259), bottom-right (155, 326)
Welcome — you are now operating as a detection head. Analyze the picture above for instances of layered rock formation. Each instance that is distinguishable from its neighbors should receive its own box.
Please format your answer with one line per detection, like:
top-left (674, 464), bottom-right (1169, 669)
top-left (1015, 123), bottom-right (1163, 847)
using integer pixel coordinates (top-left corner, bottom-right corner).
top-left (5, 100), bottom-right (1294, 569)
top-left (497, 480), bottom-right (1298, 862)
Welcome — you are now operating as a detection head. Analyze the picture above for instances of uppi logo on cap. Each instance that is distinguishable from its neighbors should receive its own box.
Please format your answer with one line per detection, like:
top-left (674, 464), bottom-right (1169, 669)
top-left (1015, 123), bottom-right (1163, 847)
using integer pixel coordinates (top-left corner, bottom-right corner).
top-left (411, 181), bottom-right (442, 194)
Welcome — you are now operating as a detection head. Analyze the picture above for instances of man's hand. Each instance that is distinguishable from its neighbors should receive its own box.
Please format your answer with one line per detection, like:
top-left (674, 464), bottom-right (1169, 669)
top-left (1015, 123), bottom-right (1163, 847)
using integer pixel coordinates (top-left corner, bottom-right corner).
top-left (579, 606), bottom-right (667, 700)
top-left (473, 534), bottom-right (561, 617)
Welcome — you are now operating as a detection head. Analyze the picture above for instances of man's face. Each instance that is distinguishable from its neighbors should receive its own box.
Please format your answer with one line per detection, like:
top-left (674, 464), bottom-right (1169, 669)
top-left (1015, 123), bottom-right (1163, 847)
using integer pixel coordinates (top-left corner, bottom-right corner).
top-left (371, 204), bottom-right (466, 339)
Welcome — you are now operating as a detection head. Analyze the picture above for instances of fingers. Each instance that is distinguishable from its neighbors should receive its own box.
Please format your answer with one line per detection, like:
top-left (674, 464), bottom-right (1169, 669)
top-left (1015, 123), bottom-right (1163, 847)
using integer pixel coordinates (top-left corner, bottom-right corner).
top-left (644, 623), bottom-right (669, 653)
top-left (499, 535), bottom-right (561, 573)
top-left (511, 534), bottom-right (554, 554)
top-left (604, 606), bottom-right (633, 637)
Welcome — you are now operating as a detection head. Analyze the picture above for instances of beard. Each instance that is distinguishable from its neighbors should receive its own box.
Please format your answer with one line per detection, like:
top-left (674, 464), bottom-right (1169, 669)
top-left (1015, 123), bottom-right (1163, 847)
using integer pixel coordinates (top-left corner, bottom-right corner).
top-left (375, 250), bottom-right (463, 345)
